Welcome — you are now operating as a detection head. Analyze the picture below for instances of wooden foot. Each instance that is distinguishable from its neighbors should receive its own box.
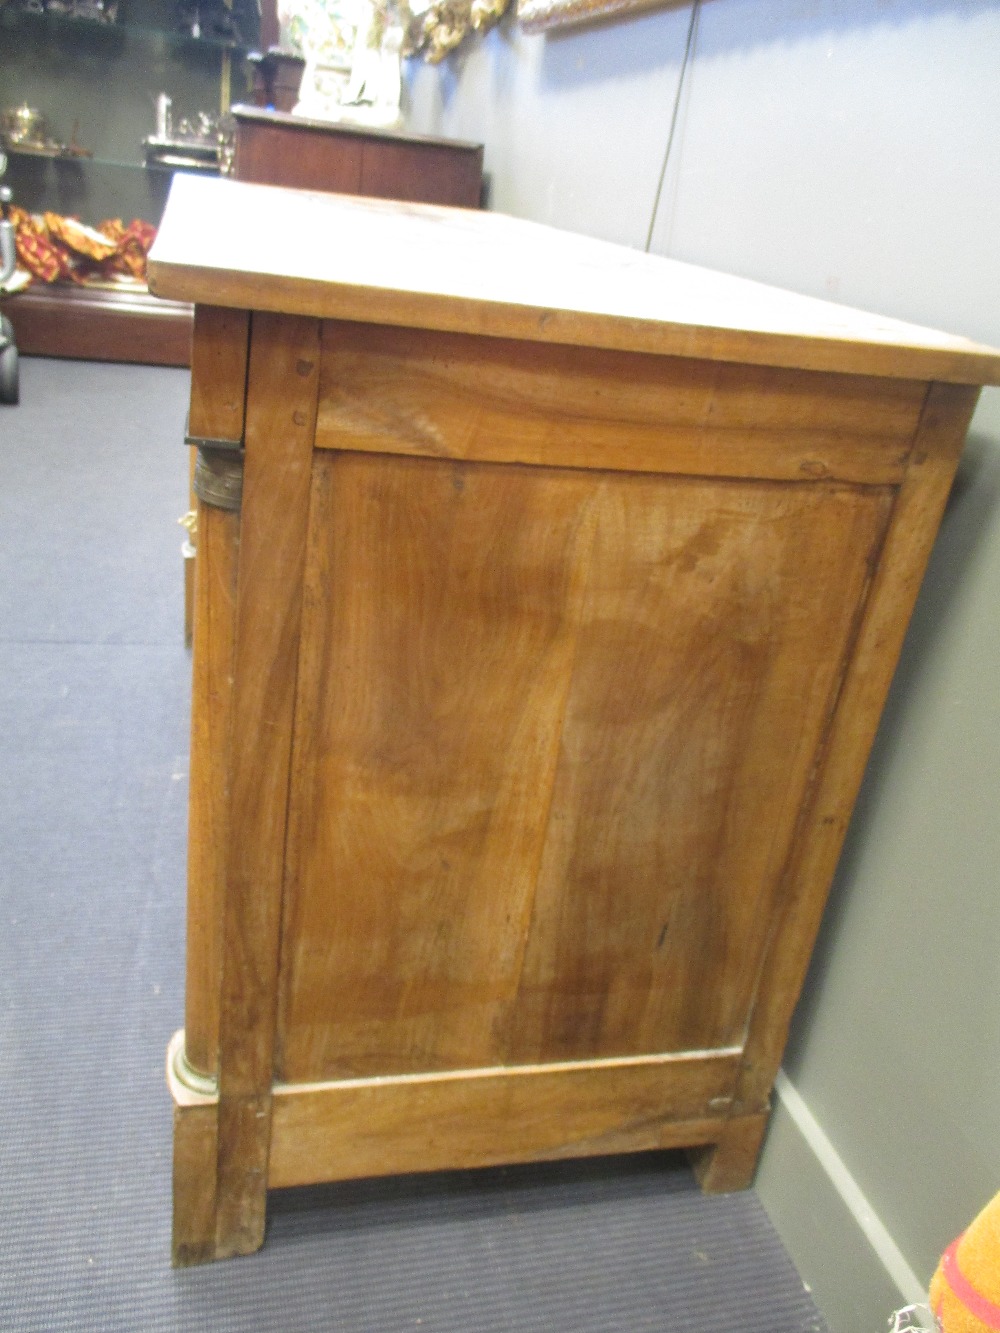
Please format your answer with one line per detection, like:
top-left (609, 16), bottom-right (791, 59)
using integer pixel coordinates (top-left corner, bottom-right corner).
top-left (172, 1099), bottom-right (220, 1266)
top-left (212, 1095), bottom-right (271, 1261)
top-left (169, 1030), bottom-right (271, 1266)
top-left (168, 1032), bottom-right (220, 1265)
top-left (688, 1110), bottom-right (769, 1194)
top-left (168, 1031), bottom-right (273, 1265)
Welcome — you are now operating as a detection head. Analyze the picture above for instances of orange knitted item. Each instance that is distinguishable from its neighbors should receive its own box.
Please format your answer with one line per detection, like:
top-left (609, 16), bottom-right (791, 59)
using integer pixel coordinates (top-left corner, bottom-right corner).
top-left (930, 1190), bottom-right (1000, 1332)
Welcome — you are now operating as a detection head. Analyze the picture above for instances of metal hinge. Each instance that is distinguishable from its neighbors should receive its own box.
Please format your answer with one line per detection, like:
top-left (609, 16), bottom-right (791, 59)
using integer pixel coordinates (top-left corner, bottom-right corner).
top-left (185, 413), bottom-right (244, 513)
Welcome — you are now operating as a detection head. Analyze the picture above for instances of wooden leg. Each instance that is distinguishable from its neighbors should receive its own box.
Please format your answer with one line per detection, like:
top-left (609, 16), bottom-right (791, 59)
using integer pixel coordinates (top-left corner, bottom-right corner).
top-left (172, 1100), bottom-right (220, 1266)
top-left (168, 1030), bottom-right (252, 1267)
top-left (213, 1095), bottom-right (272, 1260)
top-left (688, 1111), bottom-right (769, 1194)
top-left (169, 1030), bottom-right (272, 1265)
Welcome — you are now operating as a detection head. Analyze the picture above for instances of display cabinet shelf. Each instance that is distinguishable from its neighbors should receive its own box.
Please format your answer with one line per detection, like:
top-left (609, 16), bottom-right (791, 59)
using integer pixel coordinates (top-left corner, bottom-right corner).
top-left (5, 147), bottom-right (219, 173)
top-left (0, 2), bottom-right (259, 53)
top-left (1, 0), bottom-right (252, 201)
top-left (0, 0), bottom-right (253, 362)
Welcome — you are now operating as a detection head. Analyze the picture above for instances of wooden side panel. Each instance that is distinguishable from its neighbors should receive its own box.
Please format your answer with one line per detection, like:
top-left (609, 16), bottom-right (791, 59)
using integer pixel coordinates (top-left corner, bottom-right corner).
top-left (278, 452), bottom-right (600, 1081)
top-left (504, 476), bottom-right (893, 1063)
top-left (212, 312), bottom-right (320, 1258)
top-left (278, 453), bottom-right (892, 1083)
top-left (267, 1051), bottom-right (740, 1188)
top-left (315, 324), bottom-right (924, 484)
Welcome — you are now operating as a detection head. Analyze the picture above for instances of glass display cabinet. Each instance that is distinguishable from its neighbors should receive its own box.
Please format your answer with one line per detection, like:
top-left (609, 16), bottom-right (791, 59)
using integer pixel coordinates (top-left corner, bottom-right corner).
top-left (0, 0), bottom-right (265, 361)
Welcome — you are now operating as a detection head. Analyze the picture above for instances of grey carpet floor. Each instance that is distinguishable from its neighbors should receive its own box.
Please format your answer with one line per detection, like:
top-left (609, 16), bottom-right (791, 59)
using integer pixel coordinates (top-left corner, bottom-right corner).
top-left (0, 355), bottom-right (828, 1332)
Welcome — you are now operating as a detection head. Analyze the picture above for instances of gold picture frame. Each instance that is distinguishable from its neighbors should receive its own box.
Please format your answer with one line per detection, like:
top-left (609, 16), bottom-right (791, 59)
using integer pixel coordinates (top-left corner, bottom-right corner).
top-left (517, 0), bottom-right (684, 34)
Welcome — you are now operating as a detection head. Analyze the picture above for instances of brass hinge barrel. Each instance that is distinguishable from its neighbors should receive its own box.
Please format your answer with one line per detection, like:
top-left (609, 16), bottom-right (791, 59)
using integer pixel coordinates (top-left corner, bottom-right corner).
top-left (186, 415), bottom-right (243, 513)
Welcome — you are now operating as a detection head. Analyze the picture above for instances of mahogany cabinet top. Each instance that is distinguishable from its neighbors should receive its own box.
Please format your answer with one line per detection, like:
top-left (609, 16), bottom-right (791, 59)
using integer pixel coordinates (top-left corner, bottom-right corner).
top-left (148, 174), bottom-right (1000, 385)
top-left (230, 103), bottom-right (485, 155)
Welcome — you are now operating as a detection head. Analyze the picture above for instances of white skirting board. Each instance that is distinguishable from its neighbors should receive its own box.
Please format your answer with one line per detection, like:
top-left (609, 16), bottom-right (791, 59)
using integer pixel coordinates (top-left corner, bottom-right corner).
top-left (755, 1071), bottom-right (927, 1333)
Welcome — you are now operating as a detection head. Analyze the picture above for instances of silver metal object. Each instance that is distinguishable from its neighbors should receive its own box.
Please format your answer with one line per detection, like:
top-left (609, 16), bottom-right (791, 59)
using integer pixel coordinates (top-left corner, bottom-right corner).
top-left (193, 448), bottom-right (243, 511)
top-left (155, 93), bottom-right (173, 142)
top-left (170, 1031), bottom-right (218, 1098)
top-left (1, 104), bottom-right (45, 147)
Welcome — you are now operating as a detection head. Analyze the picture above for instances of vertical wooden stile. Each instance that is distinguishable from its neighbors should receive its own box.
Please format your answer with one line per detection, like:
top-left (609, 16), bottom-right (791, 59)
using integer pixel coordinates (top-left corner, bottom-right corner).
top-left (714, 383), bottom-right (981, 1176)
top-left (183, 305), bottom-right (250, 1079)
top-left (173, 307), bottom-right (250, 1265)
top-left (210, 311), bottom-right (320, 1259)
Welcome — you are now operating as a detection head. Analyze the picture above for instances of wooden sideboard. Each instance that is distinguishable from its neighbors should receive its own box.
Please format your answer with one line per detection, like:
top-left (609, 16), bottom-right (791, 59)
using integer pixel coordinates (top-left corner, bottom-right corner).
top-left (231, 104), bottom-right (484, 207)
top-left (148, 173), bottom-right (1000, 1265)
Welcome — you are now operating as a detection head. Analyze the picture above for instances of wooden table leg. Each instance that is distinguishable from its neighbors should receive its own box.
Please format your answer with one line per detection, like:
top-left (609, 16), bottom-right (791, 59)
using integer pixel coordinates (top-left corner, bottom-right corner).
top-left (689, 1111), bottom-right (770, 1194)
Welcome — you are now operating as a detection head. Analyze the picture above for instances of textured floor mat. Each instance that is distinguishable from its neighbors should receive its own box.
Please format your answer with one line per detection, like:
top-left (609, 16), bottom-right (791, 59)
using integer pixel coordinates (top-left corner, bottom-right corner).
top-left (0, 357), bottom-right (826, 1332)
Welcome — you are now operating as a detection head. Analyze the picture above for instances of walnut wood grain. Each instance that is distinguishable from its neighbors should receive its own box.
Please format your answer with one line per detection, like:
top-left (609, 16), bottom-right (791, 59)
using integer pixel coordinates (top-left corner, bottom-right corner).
top-left (149, 176), bottom-right (1000, 385)
top-left (168, 1031), bottom-right (221, 1266)
top-left (277, 448), bottom-right (892, 1082)
top-left (688, 1113), bottom-right (770, 1194)
top-left (188, 305), bottom-right (250, 442)
top-left (184, 502), bottom-right (239, 1078)
top-left (212, 312), bottom-right (320, 1259)
top-left (171, 1102), bottom-right (220, 1266)
top-left (503, 475), bottom-right (894, 1066)
top-left (277, 450), bottom-right (600, 1080)
top-left (316, 321), bottom-right (923, 484)
top-left (182, 308), bottom-right (249, 1077)
top-left (268, 1051), bottom-right (742, 1188)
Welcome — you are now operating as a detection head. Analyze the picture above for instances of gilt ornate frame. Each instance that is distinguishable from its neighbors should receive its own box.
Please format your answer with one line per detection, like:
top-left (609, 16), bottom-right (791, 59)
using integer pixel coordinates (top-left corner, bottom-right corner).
top-left (517, 0), bottom-right (684, 34)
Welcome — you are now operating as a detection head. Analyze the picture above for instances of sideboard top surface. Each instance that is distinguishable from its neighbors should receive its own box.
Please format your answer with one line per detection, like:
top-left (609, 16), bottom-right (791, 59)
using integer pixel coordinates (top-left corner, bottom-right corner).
top-left (149, 174), bottom-right (1000, 385)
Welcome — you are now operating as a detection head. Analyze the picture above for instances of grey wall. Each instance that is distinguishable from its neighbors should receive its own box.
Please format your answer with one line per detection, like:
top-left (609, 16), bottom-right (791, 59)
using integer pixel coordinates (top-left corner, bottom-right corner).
top-left (405, 3), bottom-right (1000, 1327)
top-left (405, 2), bottom-right (692, 247)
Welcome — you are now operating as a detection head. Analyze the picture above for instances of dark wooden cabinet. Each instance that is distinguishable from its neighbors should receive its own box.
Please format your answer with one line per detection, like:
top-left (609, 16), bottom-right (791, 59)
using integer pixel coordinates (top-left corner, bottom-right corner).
top-left (0, 0), bottom-right (259, 367)
top-left (231, 105), bottom-right (483, 208)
